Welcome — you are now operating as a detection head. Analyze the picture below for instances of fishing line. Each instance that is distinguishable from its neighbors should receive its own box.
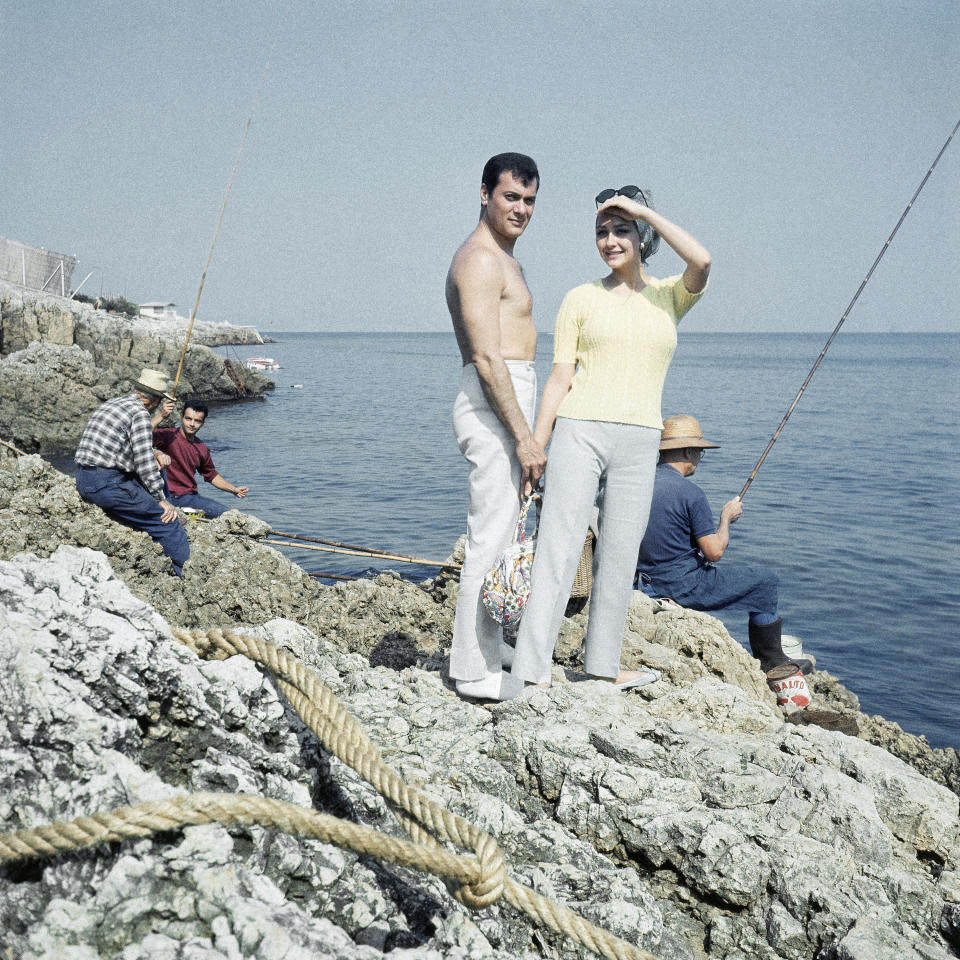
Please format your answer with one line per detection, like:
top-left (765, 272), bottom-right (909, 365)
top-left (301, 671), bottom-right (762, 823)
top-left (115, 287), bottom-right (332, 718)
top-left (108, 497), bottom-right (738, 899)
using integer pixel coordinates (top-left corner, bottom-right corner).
top-left (739, 116), bottom-right (960, 501)
top-left (172, 47), bottom-right (275, 397)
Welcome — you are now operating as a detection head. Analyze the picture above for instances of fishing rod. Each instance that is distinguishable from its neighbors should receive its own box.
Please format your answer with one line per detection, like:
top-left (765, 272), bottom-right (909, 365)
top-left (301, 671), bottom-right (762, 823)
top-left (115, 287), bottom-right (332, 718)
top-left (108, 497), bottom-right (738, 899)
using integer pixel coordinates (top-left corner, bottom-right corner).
top-left (263, 538), bottom-right (457, 569)
top-left (739, 116), bottom-right (960, 502)
top-left (171, 54), bottom-right (273, 397)
top-left (0, 437), bottom-right (29, 457)
top-left (268, 528), bottom-right (460, 565)
top-left (191, 521), bottom-right (459, 570)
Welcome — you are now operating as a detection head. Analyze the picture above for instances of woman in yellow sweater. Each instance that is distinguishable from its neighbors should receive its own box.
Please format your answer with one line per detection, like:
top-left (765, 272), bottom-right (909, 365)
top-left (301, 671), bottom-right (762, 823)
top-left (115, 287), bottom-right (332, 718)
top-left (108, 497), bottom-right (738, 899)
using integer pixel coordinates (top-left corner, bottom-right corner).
top-left (510, 186), bottom-right (711, 690)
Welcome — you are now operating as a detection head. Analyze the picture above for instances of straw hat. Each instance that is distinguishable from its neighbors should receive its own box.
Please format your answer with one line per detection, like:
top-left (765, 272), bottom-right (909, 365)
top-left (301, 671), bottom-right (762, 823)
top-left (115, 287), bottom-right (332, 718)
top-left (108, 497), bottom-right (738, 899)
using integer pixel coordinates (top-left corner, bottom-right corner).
top-left (132, 368), bottom-right (174, 401)
top-left (659, 414), bottom-right (720, 451)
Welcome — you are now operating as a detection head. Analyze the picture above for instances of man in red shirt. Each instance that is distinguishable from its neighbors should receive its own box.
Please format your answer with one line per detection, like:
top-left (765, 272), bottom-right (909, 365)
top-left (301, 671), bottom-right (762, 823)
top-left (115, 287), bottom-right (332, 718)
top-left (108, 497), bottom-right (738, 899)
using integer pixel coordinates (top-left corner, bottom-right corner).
top-left (152, 400), bottom-right (249, 518)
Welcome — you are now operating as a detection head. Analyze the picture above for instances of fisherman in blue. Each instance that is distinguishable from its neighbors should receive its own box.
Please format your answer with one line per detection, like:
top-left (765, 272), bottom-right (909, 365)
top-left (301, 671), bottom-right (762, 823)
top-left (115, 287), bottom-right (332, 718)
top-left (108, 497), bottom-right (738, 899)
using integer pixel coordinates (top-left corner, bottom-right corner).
top-left (635, 414), bottom-right (813, 676)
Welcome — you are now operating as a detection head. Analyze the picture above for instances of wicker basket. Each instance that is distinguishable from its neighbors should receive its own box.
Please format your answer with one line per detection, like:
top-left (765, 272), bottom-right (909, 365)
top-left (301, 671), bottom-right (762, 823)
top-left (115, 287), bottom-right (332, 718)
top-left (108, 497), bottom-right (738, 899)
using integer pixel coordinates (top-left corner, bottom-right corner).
top-left (569, 530), bottom-right (594, 599)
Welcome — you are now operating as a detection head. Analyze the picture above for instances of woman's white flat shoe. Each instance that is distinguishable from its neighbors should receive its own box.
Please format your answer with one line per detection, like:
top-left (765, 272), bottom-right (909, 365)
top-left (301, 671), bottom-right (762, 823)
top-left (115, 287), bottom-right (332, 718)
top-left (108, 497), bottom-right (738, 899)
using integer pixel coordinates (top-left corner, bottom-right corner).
top-left (614, 668), bottom-right (661, 690)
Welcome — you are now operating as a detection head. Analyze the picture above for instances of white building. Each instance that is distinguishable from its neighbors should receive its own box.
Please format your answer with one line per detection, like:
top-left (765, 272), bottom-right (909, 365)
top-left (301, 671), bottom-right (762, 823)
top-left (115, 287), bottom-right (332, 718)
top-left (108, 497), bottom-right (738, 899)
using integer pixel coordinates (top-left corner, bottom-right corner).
top-left (139, 301), bottom-right (180, 320)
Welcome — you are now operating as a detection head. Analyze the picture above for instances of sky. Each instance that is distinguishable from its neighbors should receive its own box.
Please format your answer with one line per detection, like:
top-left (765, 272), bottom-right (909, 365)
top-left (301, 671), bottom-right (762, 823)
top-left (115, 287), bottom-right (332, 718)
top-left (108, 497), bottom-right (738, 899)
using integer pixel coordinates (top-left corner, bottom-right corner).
top-left (3, 0), bottom-right (959, 333)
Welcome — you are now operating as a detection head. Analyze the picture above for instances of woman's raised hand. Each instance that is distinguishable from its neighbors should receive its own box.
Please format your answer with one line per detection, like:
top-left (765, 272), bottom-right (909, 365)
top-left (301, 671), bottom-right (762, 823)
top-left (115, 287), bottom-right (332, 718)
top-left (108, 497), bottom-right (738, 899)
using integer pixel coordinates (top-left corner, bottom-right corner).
top-left (595, 194), bottom-right (651, 222)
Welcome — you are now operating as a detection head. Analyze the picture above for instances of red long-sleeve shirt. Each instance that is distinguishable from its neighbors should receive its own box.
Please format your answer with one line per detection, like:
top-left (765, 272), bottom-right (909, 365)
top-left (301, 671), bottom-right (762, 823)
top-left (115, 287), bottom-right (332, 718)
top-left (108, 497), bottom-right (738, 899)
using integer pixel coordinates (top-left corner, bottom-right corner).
top-left (153, 428), bottom-right (218, 496)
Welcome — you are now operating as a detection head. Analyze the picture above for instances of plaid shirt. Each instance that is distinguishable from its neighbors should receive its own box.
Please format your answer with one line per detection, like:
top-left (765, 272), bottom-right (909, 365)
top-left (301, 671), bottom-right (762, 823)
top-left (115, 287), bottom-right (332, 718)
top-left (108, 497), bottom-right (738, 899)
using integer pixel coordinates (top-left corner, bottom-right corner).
top-left (74, 393), bottom-right (164, 500)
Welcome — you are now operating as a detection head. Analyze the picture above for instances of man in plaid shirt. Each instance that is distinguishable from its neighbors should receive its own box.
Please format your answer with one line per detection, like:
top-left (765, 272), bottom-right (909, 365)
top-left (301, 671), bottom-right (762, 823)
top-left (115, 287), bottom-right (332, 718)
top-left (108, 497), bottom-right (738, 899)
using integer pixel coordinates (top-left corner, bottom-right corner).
top-left (75, 368), bottom-right (190, 576)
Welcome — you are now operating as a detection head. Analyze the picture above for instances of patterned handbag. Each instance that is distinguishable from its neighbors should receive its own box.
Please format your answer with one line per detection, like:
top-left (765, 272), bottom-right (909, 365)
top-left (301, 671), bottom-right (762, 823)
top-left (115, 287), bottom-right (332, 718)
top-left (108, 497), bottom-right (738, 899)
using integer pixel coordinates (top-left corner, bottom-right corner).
top-left (481, 495), bottom-right (538, 626)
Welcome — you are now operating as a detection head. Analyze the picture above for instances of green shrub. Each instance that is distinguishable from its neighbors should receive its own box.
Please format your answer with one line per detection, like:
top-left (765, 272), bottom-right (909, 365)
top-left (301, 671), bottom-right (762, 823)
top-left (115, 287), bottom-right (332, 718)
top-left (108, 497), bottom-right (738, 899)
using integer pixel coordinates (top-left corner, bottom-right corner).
top-left (100, 295), bottom-right (140, 317)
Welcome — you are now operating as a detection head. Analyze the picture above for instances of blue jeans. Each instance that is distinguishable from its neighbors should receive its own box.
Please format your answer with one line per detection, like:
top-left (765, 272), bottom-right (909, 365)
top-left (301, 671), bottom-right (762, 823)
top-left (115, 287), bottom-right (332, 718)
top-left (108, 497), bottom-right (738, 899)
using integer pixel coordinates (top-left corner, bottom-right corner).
top-left (167, 491), bottom-right (229, 518)
top-left (637, 553), bottom-right (778, 619)
top-left (512, 418), bottom-right (660, 683)
top-left (76, 466), bottom-right (190, 576)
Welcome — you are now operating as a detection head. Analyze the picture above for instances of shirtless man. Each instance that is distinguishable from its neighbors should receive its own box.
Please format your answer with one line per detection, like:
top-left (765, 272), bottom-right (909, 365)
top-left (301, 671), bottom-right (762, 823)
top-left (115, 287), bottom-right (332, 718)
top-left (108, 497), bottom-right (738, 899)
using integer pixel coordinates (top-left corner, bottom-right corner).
top-left (446, 152), bottom-right (546, 701)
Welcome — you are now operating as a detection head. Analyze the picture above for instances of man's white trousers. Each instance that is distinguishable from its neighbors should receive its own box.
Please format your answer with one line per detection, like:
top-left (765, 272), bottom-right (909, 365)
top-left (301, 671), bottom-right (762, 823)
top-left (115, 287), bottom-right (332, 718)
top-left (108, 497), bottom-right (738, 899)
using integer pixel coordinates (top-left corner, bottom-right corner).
top-left (450, 361), bottom-right (536, 681)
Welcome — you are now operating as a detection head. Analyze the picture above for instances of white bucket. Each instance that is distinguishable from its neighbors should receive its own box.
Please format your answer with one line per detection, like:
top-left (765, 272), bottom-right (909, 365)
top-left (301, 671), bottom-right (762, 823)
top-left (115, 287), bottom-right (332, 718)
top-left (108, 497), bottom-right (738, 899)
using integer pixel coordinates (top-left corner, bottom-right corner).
top-left (781, 634), bottom-right (804, 660)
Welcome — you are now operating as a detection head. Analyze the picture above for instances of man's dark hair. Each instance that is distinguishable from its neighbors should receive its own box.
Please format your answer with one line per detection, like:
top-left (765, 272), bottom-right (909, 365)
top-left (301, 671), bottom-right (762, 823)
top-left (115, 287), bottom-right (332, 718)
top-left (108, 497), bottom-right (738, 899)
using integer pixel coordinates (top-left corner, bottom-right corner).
top-left (183, 399), bottom-right (209, 422)
top-left (481, 153), bottom-right (539, 195)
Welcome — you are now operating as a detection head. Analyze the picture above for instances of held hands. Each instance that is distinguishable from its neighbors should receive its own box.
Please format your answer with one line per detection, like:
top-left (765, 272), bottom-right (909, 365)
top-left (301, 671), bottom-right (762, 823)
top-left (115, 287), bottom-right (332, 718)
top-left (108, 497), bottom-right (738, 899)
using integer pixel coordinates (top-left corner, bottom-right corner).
top-left (159, 398), bottom-right (176, 421)
top-left (153, 450), bottom-right (171, 470)
top-left (721, 497), bottom-right (743, 524)
top-left (517, 436), bottom-right (547, 499)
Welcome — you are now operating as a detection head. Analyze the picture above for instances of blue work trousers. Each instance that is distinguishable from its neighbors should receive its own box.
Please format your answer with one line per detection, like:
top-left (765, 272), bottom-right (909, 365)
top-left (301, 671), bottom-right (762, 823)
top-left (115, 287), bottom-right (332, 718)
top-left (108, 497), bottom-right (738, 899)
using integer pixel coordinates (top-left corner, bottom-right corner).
top-left (637, 553), bottom-right (778, 617)
top-left (76, 466), bottom-right (190, 576)
top-left (166, 491), bottom-right (229, 518)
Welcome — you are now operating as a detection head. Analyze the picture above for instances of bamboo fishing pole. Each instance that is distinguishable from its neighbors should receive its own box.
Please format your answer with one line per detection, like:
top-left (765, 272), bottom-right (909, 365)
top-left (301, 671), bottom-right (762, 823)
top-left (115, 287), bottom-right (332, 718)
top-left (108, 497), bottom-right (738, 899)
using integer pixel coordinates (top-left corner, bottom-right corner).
top-left (0, 437), bottom-right (29, 457)
top-left (171, 57), bottom-right (272, 397)
top-left (739, 117), bottom-right (960, 502)
top-left (263, 538), bottom-right (458, 569)
top-left (268, 528), bottom-right (455, 563)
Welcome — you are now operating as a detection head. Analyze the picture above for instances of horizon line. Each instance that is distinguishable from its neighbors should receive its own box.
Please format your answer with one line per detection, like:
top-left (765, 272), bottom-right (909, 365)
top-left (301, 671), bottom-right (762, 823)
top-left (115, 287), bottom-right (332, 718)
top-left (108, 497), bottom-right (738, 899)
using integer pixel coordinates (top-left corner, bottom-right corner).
top-left (264, 328), bottom-right (960, 336)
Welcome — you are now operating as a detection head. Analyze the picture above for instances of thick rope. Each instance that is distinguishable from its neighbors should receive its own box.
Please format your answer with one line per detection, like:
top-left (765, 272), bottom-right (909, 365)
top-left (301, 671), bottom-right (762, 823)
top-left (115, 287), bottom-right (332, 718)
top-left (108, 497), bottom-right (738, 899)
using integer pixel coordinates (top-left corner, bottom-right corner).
top-left (0, 627), bottom-right (660, 960)
top-left (0, 792), bottom-right (473, 881)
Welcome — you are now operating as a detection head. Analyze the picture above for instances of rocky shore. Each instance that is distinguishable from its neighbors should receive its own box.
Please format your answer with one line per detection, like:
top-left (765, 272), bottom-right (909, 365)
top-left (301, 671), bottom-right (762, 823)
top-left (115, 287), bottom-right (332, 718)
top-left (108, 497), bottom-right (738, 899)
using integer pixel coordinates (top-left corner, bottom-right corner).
top-left (0, 453), bottom-right (957, 960)
top-left (0, 281), bottom-right (274, 454)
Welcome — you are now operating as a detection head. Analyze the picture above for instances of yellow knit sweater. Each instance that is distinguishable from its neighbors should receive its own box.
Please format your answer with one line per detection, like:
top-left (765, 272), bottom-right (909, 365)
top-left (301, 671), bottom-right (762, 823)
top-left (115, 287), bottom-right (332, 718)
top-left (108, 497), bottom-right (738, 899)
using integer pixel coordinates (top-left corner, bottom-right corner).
top-left (553, 274), bottom-right (705, 429)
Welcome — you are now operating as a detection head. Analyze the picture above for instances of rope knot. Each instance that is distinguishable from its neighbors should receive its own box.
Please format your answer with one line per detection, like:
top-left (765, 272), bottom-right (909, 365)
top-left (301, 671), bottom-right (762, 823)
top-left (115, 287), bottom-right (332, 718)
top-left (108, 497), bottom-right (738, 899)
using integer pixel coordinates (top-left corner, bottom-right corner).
top-left (454, 832), bottom-right (506, 909)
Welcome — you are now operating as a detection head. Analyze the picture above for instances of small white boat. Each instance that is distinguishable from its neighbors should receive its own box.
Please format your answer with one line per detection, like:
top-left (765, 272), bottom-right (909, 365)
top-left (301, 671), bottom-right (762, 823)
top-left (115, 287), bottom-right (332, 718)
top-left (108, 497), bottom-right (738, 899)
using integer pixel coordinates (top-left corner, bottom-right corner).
top-left (245, 356), bottom-right (279, 371)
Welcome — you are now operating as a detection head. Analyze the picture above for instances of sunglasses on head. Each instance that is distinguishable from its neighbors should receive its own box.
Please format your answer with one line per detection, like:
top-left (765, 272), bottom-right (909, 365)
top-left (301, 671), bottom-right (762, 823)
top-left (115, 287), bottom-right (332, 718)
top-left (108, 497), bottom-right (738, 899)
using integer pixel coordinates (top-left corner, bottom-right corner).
top-left (595, 185), bottom-right (649, 209)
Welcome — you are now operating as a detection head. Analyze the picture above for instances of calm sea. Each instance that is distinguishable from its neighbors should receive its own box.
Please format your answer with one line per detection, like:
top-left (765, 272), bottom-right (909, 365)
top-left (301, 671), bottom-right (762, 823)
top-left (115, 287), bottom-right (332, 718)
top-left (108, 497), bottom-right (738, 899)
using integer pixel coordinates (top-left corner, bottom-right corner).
top-left (195, 332), bottom-right (958, 749)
